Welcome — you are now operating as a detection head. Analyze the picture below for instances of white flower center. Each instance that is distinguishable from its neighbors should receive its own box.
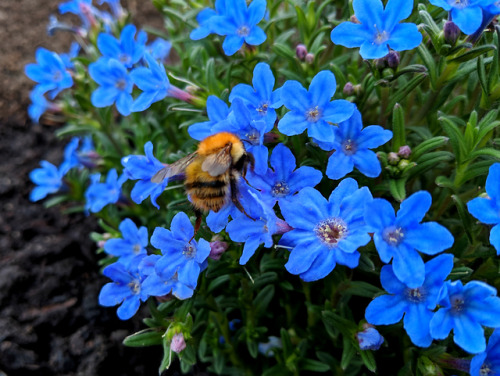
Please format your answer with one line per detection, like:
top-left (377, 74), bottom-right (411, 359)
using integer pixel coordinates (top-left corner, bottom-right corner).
top-left (315, 218), bottom-right (347, 247)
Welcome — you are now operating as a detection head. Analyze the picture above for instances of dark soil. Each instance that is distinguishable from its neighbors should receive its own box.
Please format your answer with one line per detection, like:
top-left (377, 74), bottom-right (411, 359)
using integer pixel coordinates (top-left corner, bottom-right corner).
top-left (0, 1), bottom-right (185, 375)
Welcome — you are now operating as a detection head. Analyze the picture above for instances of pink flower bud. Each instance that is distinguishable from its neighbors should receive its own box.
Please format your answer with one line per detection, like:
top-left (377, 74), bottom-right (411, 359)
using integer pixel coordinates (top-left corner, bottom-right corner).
top-left (296, 44), bottom-right (308, 60)
top-left (398, 145), bottom-right (412, 159)
top-left (388, 152), bottom-right (400, 165)
top-left (171, 333), bottom-right (186, 353)
top-left (305, 53), bottom-right (314, 64)
top-left (343, 82), bottom-right (355, 96)
top-left (209, 241), bottom-right (229, 260)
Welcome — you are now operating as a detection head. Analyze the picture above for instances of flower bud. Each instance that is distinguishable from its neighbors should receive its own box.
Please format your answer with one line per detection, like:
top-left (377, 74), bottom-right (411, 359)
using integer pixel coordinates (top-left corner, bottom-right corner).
top-left (296, 44), bottom-right (308, 60)
top-left (374, 57), bottom-right (387, 69)
top-left (444, 20), bottom-right (460, 46)
top-left (305, 53), bottom-right (314, 64)
top-left (386, 51), bottom-right (400, 68)
top-left (398, 145), bottom-right (412, 158)
top-left (388, 152), bottom-right (400, 165)
top-left (356, 327), bottom-right (384, 351)
top-left (343, 82), bottom-right (355, 96)
top-left (398, 159), bottom-right (410, 170)
top-left (275, 219), bottom-right (293, 235)
top-left (171, 333), bottom-right (186, 353)
top-left (209, 240), bottom-right (229, 260)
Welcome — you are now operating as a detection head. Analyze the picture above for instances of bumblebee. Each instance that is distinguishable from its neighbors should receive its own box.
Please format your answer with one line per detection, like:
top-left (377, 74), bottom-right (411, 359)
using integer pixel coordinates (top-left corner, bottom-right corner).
top-left (151, 132), bottom-right (255, 232)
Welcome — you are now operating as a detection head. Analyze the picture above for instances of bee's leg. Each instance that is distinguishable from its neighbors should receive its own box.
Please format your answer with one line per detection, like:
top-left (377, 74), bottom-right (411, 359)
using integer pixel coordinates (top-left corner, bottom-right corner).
top-left (246, 153), bottom-right (255, 173)
top-left (230, 176), bottom-right (255, 221)
top-left (189, 208), bottom-right (203, 243)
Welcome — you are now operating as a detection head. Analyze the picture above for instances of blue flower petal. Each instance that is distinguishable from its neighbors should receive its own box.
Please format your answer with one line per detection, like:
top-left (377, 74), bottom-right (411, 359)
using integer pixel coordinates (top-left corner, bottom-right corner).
top-left (309, 70), bottom-right (336, 109)
top-left (308, 119), bottom-right (335, 143)
top-left (247, 0), bottom-right (266, 25)
top-left (404, 303), bottom-right (433, 347)
top-left (352, 149), bottom-right (382, 178)
top-left (299, 249), bottom-right (336, 281)
top-left (491, 224), bottom-right (500, 255)
top-left (280, 80), bottom-right (309, 112)
top-left (117, 295), bottom-right (141, 320)
top-left (326, 151), bottom-right (354, 180)
top-left (322, 100), bottom-right (356, 124)
top-left (178, 260), bottom-right (201, 288)
top-left (359, 40), bottom-right (390, 59)
top-left (245, 26), bottom-right (267, 45)
top-left (280, 187), bottom-right (329, 230)
top-left (383, 0), bottom-right (413, 29)
top-left (451, 6), bottom-right (483, 35)
top-left (467, 197), bottom-right (500, 224)
top-left (99, 283), bottom-right (130, 306)
top-left (331, 22), bottom-right (373, 47)
top-left (454, 315), bottom-right (486, 353)
top-left (239, 236), bottom-right (262, 265)
top-left (357, 125), bottom-right (393, 149)
top-left (131, 91), bottom-right (157, 112)
top-left (223, 34), bottom-right (245, 56)
top-left (468, 296), bottom-right (500, 327)
top-left (116, 92), bottom-right (133, 116)
top-left (430, 308), bottom-right (454, 339)
top-left (365, 294), bottom-right (406, 325)
top-left (252, 62), bottom-right (274, 99)
top-left (387, 23), bottom-right (423, 52)
top-left (285, 238), bottom-right (324, 275)
top-left (287, 166), bottom-right (323, 193)
top-left (91, 86), bottom-right (118, 108)
top-left (392, 244), bottom-right (425, 288)
top-left (486, 163), bottom-right (500, 200)
top-left (277, 111), bottom-right (309, 136)
top-left (404, 222), bottom-right (454, 255)
top-left (353, 0), bottom-right (383, 27)
top-left (333, 248), bottom-right (360, 268)
top-left (396, 191), bottom-right (432, 227)
top-left (380, 264), bottom-right (405, 295)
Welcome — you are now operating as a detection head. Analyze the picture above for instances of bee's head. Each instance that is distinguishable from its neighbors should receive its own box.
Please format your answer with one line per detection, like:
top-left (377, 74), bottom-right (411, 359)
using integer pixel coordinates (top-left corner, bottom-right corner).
top-left (199, 132), bottom-right (245, 162)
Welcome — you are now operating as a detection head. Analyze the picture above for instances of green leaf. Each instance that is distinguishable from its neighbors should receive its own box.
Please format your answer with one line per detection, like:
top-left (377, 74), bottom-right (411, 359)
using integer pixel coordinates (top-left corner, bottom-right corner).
top-left (322, 311), bottom-right (357, 338)
top-left (417, 44), bottom-right (437, 89)
top-left (123, 328), bottom-right (163, 347)
top-left (254, 285), bottom-right (275, 316)
top-left (180, 344), bottom-right (196, 365)
top-left (253, 272), bottom-right (278, 289)
top-left (360, 350), bottom-right (377, 373)
top-left (408, 152), bottom-right (455, 178)
top-left (477, 55), bottom-right (489, 96)
top-left (207, 275), bottom-right (231, 293)
top-left (387, 73), bottom-right (427, 113)
top-left (159, 337), bottom-right (172, 375)
top-left (468, 148), bottom-right (500, 161)
top-left (439, 116), bottom-right (466, 164)
top-left (273, 42), bottom-right (297, 61)
top-left (300, 358), bottom-right (330, 372)
top-left (213, 349), bottom-right (225, 374)
top-left (448, 266), bottom-right (474, 281)
top-left (343, 281), bottom-right (383, 298)
top-left (389, 178), bottom-right (407, 202)
top-left (247, 336), bottom-right (259, 358)
top-left (412, 136), bottom-right (449, 161)
top-left (448, 44), bottom-right (496, 63)
top-left (451, 194), bottom-right (473, 243)
top-left (392, 103), bottom-right (406, 151)
top-left (341, 335), bottom-right (356, 370)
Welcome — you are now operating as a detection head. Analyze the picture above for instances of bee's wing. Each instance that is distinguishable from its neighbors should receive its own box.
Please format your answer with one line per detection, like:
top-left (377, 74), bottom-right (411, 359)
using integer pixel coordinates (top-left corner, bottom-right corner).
top-left (151, 152), bottom-right (198, 183)
top-left (201, 144), bottom-right (232, 177)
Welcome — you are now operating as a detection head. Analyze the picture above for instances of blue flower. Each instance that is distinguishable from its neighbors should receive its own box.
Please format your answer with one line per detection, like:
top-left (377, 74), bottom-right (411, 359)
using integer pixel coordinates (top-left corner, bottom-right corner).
top-left (98, 256), bottom-right (149, 320)
top-left (59, 0), bottom-right (92, 16)
top-left (104, 218), bottom-right (148, 267)
top-left (365, 254), bottom-right (454, 347)
top-left (247, 143), bottom-right (323, 209)
top-left (225, 192), bottom-right (277, 265)
top-left (121, 141), bottom-right (168, 209)
top-left (279, 179), bottom-right (373, 281)
top-left (429, 0), bottom-right (495, 35)
top-left (151, 212), bottom-right (211, 289)
top-left (29, 161), bottom-right (67, 202)
top-left (130, 54), bottom-right (171, 112)
top-left (98, 0), bottom-right (124, 18)
top-left (470, 329), bottom-right (500, 376)
top-left (364, 191), bottom-right (454, 288)
top-left (229, 62), bottom-right (282, 127)
top-left (85, 168), bottom-right (127, 213)
top-left (188, 95), bottom-right (230, 141)
top-left (141, 255), bottom-right (195, 300)
top-left (258, 336), bottom-right (282, 357)
top-left (331, 0), bottom-right (423, 59)
top-left (25, 48), bottom-right (73, 99)
top-left (278, 70), bottom-right (355, 143)
top-left (89, 58), bottom-right (133, 116)
top-left (96, 24), bottom-right (146, 68)
top-left (316, 108), bottom-right (392, 180)
top-left (28, 87), bottom-right (51, 123)
top-left (356, 327), bottom-right (385, 350)
top-left (147, 38), bottom-right (172, 61)
top-left (60, 42), bottom-right (81, 69)
top-left (430, 280), bottom-right (500, 354)
top-left (190, 0), bottom-right (228, 40)
top-left (209, 0), bottom-right (267, 56)
top-left (467, 163), bottom-right (500, 254)
top-left (60, 136), bottom-right (96, 171)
